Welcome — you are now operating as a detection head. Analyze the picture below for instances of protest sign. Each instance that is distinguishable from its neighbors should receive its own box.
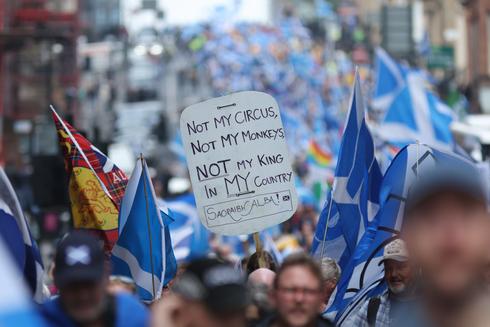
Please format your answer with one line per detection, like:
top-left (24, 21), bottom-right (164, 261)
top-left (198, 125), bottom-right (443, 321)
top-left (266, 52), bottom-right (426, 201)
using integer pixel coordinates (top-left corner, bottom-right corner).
top-left (180, 91), bottom-right (298, 235)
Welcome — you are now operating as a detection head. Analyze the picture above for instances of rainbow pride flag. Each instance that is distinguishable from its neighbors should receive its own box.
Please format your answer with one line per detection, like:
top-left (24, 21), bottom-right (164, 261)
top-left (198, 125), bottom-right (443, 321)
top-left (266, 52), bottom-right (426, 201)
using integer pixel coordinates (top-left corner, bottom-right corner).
top-left (306, 141), bottom-right (333, 168)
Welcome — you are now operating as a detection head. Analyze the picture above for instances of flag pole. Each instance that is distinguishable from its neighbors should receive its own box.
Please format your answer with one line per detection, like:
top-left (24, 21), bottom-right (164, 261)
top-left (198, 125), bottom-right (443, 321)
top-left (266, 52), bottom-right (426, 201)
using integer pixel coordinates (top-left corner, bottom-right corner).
top-left (319, 191), bottom-right (334, 259)
top-left (50, 105), bottom-right (115, 203)
top-left (415, 140), bottom-right (420, 177)
top-left (140, 154), bottom-right (156, 300)
top-left (253, 232), bottom-right (266, 268)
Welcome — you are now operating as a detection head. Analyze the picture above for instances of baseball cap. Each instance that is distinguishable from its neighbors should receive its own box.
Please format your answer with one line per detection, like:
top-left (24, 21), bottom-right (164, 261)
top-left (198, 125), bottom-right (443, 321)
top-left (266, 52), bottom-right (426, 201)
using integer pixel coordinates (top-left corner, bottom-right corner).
top-left (172, 258), bottom-right (249, 314)
top-left (54, 231), bottom-right (105, 287)
top-left (380, 239), bottom-right (408, 263)
top-left (404, 156), bottom-right (487, 215)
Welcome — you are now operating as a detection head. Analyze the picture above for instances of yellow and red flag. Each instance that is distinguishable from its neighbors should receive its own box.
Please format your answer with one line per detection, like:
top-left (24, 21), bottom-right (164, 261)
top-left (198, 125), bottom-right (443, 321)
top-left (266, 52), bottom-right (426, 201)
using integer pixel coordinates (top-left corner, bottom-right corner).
top-left (51, 107), bottom-right (127, 251)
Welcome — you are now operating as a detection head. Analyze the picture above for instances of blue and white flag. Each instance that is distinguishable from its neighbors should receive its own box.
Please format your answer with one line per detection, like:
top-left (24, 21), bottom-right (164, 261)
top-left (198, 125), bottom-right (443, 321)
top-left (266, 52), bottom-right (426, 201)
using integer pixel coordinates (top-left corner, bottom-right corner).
top-left (334, 144), bottom-right (465, 324)
top-left (166, 193), bottom-right (242, 260)
top-left (166, 193), bottom-right (210, 263)
top-left (312, 70), bottom-right (382, 270)
top-left (169, 131), bottom-right (187, 165)
top-left (372, 48), bottom-right (455, 149)
top-left (263, 232), bottom-right (283, 265)
top-left (112, 158), bottom-right (177, 302)
top-left (0, 168), bottom-right (44, 303)
top-left (0, 235), bottom-right (46, 326)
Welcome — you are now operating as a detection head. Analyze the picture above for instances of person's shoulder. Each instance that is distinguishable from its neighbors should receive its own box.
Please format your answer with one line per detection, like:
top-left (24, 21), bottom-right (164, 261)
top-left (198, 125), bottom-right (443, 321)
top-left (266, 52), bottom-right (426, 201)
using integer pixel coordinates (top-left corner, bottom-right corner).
top-left (251, 315), bottom-right (334, 327)
top-left (341, 296), bottom-right (371, 326)
top-left (250, 314), bottom-right (274, 327)
top-left (250, 318), bottom-right (269, 327)
top-left (379, 290), bottom-right (391, 303)
top-left (39, 297), bottom-right (74, 327)
top-left (115, 293), bottom-right (150, 327)
top-left (39, 297), bottom-right (61, 316)
top-left (355, 295), bottom-right (372, 315)
top-left (40, 296), bottom-right (59, 307)
top-left (116, 292), bottom-right (146, 305)
top-left (317, 315), bottom-right (335, 327)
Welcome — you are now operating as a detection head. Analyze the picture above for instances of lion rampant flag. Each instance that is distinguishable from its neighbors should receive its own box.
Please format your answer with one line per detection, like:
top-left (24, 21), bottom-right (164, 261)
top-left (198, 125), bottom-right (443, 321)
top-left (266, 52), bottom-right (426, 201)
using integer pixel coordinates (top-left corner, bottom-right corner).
top-left (51, 106), bottom-right (127, 251)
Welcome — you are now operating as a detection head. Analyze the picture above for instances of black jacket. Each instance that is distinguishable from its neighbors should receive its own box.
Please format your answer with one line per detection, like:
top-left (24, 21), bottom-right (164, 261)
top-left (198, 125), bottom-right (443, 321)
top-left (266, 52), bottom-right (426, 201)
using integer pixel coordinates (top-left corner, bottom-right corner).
top-left (252, 314), bottom-right (335, 327)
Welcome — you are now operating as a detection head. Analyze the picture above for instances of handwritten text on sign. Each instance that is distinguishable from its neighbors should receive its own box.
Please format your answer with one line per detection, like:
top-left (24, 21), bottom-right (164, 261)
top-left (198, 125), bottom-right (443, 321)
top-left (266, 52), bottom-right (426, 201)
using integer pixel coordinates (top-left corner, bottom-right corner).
top-left (180, 91), bottom-right (298, 235)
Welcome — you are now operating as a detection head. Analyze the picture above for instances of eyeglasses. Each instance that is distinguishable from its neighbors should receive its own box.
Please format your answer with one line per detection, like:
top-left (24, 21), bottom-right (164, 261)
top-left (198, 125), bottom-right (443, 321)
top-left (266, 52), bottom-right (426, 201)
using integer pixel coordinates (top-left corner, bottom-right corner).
top-left (277, 287), bottom-right (321, 297)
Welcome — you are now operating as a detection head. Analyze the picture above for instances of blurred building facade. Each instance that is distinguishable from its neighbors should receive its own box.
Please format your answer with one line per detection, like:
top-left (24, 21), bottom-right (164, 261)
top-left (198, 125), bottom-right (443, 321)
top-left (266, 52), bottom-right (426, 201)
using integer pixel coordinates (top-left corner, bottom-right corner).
top-left (423, 0), bottom-right (466, 73)
top-left (80, 0), bottom-right (121, 42)
top-left (0, 0), bottom-right (80, 164)
top-left (0, 0), bottom-right (80, 212)
top-left (462, 0), bottom-right (490, 113)
top-left (463, 0), bottom-right (490, 81)
top-left (356, 0), bottom-right (467, 73)
top-left (461, 0), bottom-right (490, 114)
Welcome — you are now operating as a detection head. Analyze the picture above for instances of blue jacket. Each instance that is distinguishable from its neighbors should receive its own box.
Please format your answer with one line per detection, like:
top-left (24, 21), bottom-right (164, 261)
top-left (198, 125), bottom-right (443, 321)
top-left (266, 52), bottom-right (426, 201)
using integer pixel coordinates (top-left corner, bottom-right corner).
top-left (40, 293), bottom-right (149, 327)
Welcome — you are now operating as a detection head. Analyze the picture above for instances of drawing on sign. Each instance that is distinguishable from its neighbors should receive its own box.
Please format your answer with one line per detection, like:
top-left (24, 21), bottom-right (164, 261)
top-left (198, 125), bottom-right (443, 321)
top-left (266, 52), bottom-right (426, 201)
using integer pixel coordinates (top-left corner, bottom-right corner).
top-left (180, 91), bottom-right (298, 235)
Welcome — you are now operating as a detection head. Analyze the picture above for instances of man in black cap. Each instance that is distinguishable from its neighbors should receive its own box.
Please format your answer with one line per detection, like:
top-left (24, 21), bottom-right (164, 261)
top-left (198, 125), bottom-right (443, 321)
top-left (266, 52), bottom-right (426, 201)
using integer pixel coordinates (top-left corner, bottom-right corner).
top-left (400, 153), bottom-right (490, 326)
top-left (151, 257), bottom-right (249, 327)
top-left (41, 231), bottom-right (149, 327)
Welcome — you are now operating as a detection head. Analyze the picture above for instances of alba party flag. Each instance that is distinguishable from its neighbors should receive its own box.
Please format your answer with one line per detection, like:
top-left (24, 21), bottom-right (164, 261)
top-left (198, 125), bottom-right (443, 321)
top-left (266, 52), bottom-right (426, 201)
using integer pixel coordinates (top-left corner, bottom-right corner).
top-left (51, 107), bottom-right (127, 251)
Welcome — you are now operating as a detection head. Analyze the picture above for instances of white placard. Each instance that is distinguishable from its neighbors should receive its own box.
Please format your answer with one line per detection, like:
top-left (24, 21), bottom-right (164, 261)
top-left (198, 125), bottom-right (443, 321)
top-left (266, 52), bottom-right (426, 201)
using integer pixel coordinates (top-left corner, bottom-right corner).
top-left (180, 91), bottom-right (298, 235)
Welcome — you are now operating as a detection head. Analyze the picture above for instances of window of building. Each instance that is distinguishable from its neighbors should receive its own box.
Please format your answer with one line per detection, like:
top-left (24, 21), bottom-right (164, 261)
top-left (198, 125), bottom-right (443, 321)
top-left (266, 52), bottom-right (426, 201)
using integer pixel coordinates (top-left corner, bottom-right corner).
top-left (487, 13), bottom-right (490, 75)
top-left (470, 21), bottom-right (479, 79)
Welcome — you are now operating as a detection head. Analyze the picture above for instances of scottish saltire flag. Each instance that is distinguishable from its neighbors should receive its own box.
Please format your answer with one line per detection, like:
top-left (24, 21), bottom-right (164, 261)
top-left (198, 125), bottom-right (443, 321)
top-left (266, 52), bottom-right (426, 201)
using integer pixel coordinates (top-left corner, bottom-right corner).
top-left (333, 144), bottom-right (463, 324)
top-left (263, 232), bottom-right (283, 265)
top-left (166, 193), bottom-right (210, 262)
top-left (0, 168), bottom-right (45, 303)
top-left (52, 107), bottom-right (128, 251)
top-left (311, 70), bottom-right (382, 270)
top-left (372, 48), bottom-right (455, 149)
top-left (378, 142), bottom-right (401, 172)
top-left (112, 158), bottom-right (177, 301)
top-left (0, 236), bottom-right (46, 326)
top-left (219, 234), bottom-right (249, 258)
top-left (169, 131), bottom-right (187, 165)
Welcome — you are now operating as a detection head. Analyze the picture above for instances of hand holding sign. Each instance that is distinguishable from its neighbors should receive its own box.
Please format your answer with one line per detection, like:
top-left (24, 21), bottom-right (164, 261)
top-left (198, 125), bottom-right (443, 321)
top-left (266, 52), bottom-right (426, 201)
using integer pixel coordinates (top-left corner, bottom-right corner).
top-left (180, 91), bottom-right (298, 235)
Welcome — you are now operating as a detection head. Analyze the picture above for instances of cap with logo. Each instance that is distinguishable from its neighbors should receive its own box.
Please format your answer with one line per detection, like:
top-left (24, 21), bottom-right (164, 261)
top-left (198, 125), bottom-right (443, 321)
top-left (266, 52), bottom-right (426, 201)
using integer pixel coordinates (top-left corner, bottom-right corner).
top-left (172, 258), bottom-right (249, 313)
top-left (381, 239), bottom-right (408, 263)
top-left (54, 231), bottom-right (105, 287)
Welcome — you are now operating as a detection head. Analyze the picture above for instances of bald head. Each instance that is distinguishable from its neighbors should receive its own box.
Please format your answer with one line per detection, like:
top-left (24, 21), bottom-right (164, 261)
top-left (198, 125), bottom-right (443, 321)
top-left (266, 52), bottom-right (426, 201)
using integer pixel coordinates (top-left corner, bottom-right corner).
top-left (248, 268), bottom-right (276, 288)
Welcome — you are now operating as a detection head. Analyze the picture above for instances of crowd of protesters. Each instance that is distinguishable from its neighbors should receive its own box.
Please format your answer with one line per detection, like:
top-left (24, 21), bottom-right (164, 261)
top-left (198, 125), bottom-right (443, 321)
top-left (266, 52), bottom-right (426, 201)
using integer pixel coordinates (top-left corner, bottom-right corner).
top-left (14, 149), bottom-right (486, 327)
top-left (38, 231), bottom-right (335, 327)
top-left (1, 5), bottom-right (485, 327)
